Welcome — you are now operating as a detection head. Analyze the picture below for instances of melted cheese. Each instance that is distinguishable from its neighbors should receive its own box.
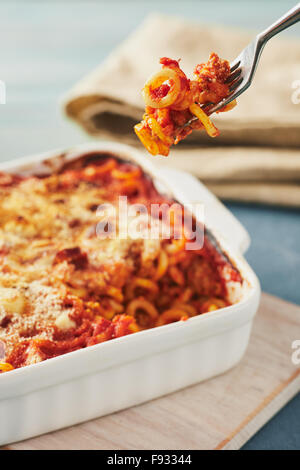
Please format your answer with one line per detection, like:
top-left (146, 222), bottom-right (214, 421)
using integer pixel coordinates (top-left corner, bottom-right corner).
top-left (0, 172), bottom-right (163, 360)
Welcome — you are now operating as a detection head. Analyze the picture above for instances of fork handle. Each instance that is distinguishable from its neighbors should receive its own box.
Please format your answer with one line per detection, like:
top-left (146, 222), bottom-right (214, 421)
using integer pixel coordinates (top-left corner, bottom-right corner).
top-left (258, 3), bottom-right (300, 43)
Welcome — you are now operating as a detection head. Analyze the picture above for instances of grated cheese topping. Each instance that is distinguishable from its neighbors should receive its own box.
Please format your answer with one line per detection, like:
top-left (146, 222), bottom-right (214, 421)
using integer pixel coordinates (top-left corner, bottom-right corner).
top-left (0, 170), bottom-right (162, 361)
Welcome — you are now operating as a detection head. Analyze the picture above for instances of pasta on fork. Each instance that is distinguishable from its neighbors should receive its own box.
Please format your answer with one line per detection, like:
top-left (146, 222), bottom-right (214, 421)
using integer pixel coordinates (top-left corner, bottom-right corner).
top-left (134, 53), bottom-right (236, 156)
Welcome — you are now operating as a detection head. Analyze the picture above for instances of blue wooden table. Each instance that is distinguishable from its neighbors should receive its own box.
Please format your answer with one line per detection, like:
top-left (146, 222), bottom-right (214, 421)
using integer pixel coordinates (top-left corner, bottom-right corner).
top-left (0, 0), bottom-right (299, 450)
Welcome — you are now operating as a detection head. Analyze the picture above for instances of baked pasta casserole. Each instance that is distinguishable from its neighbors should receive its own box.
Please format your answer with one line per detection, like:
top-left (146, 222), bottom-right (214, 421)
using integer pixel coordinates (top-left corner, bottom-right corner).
top-left (0, 153), bottom-right (241, 373)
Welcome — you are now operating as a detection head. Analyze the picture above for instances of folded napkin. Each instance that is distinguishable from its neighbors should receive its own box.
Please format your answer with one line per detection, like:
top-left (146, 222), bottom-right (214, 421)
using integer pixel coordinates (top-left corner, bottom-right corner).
top-left (64, 14), bottom-right (300, 207)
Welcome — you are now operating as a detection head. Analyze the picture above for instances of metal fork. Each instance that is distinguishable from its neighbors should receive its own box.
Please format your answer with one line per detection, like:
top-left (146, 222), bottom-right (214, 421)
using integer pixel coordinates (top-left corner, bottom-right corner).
top-left (188, 3), bottom-right (300, 123)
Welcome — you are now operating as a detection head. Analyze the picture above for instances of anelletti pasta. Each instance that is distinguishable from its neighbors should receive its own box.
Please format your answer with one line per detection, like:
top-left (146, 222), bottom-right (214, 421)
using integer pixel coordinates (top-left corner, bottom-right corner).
top-left (0, 153), bottom-right (241, 373)
top-left (135, 53), bottom-right (236, 156)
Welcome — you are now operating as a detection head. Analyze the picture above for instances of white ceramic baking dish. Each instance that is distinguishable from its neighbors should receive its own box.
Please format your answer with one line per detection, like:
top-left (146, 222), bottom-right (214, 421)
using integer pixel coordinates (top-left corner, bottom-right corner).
top-left (0, 142), bottom-right (260, 446)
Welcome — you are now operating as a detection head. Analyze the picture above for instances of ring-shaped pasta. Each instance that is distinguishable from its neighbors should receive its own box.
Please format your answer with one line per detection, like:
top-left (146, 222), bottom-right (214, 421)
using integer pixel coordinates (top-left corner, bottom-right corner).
top-left (83, 158), bottom-right (117, 179)
top-left (147, 118), bottom-right (173, 146)
top-left (154, 250), bottom-right (168, 280)
top-left (109, 299), bottom-right (124, 314)
top-left (189, 103), bottom-right (219, 138)
top-left (125, 278), bottom-right (159, 300)
top-left (106, 286), bottom-right (124, 303)
top-left (126, 298), bottom-right (159, 323)
top-left (0, 362), bottom-right (14, 372)
top-left (142, 68), bottom-right (181, 109)
top-left (171, 302), bottom-right (197, 316)
top-left (99, 298), bottom-right (124, 320)
top-left (166, 237), bottom-right (186, 254)
top-left (111, 167), bottom-right (141, 180)
top-left (168, 266), bottom-right (185, 286)
top-left (201, 298), bottom-right (228, 313)
top-left (134, 123), bottom-right (160, 156)
top-left (119, 179), bottom-right (144, 196)
top-left (156, 308), bottom-right (189, 327)
top-left (178, 287), bottom-right (193, 303)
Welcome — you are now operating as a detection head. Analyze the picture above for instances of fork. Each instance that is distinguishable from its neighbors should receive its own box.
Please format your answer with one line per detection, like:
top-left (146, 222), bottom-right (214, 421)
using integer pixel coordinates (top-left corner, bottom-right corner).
top-left (187, 2), bottom-right (300, 123)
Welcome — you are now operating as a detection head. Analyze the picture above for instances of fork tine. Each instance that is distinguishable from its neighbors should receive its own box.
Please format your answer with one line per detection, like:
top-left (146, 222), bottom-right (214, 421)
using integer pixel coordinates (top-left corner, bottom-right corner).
top-left (181, 56), bottom-right (245, 124)
top-left (229, 76), bottom-right (243, 92)
top-left (207, 94), bottom-right (236, 115)
top-left (225, 67), bottom-right (241, 84)
top-left (230, 60), bottom-right (241, 72)
top-left (201, 102), bottom-right (214, 109)
top-left (206, 77), bottom-right (245, 115)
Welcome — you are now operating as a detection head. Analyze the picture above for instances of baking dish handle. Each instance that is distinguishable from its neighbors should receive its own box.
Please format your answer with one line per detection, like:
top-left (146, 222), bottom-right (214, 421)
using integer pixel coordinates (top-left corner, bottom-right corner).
top-left (158, 168), bottom-right (250, 255)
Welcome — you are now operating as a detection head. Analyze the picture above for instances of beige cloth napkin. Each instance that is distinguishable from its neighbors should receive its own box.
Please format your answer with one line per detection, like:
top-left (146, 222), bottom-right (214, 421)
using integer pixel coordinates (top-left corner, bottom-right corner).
top-left (64, 13), bottom-right (300, 207)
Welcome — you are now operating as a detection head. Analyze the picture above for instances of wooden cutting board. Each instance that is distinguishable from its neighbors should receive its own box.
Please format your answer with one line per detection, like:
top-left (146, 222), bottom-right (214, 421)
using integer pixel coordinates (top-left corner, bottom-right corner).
top-left (4, 292), bottom-right (300, 450)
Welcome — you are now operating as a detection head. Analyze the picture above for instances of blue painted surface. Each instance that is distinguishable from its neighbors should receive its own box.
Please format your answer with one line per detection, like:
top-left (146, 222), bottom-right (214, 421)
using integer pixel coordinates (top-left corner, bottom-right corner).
top-left (0, 0), bottom-right (299, 450)
top-left (226, 203), bottom-right (300, 449)
top-left (242, 392), bottom-right (300, 450)
top-left (227, 203), bottom-right (300, 305)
